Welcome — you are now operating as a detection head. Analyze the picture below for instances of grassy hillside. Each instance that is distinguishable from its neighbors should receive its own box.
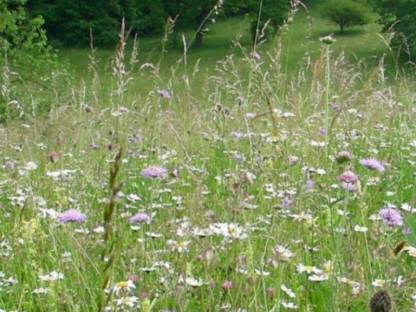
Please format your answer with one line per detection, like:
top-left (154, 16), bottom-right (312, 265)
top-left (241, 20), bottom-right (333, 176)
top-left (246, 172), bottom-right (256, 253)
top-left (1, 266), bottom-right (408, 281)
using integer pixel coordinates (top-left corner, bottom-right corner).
top-left (59, 4), bottom-right (391, 88)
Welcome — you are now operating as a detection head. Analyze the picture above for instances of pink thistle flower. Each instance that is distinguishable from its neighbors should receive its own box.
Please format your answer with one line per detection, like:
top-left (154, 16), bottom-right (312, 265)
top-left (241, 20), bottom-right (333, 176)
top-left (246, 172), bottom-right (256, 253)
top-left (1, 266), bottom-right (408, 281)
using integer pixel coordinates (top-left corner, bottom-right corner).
top-left (339, 170), bottom-right (358, 184)
top-left (339, 170), bottom-right (359, 192)
top-left (127, 274), bottom-right (139, 283)
top-left (221, 280), bottom-right (233, 292)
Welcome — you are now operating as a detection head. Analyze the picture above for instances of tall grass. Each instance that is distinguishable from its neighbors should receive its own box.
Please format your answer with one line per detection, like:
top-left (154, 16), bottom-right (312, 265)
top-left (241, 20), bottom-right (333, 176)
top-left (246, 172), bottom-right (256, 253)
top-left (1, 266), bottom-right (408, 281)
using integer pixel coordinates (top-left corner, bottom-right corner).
top-left (0, 5), bottom-right (416, 312)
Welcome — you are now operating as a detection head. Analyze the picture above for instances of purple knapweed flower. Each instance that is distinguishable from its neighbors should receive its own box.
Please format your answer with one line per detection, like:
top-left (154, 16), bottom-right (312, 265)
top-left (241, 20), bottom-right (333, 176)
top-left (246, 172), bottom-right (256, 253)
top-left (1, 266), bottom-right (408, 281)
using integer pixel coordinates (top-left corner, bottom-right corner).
top-left (402, 227), bottom-right (412, 236)
top-left (305, 179), bottom-right (315, 191)
top-left (157, 89), bottom-right (172, 100)
top-left (231, 131), bottom-right (245, 140)
top-left (141, 166), bottom-right (167, 179)
top-left (330, 103), bottom-right (341, 111)
top-left (379, 207), bottom-right (403, 227)
top-left (281, 196), bottom-right (293, 209)
top-left (57, 209), bottom-right (86, 223)
top-left (360, 158), bottom-right (385, 172)
top-left (129, 212), bottom-right (151, 224)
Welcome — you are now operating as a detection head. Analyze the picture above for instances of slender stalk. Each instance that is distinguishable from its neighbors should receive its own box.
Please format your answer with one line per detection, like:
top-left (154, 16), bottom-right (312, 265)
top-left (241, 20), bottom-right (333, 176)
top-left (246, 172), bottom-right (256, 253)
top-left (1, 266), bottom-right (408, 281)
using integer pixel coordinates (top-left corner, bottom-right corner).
top-left (97, 148), bottom-right (123, 312)
top-left (325, 45), bottom-right (331, 156)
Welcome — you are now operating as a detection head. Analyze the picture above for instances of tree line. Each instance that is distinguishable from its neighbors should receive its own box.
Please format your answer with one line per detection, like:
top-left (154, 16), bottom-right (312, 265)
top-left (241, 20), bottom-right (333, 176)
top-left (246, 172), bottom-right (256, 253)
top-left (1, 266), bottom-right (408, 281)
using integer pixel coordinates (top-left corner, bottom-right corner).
top-left (2, 0), bottom-right (416, 58)
top-left (23, 0), bottom-right (290, 46)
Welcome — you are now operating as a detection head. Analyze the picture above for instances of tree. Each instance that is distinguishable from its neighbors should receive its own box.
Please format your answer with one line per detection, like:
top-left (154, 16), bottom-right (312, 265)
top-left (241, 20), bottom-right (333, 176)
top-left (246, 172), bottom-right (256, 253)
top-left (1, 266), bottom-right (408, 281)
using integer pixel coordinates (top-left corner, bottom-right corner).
top-left (322, 0), bottom-right (373, 34)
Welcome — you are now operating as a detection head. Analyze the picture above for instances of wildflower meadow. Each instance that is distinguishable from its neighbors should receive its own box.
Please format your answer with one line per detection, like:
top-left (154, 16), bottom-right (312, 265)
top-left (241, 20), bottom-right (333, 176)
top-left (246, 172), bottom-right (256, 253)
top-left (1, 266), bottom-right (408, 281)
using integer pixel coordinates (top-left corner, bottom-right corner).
top-left (1, 0), bottom-right (416, 311)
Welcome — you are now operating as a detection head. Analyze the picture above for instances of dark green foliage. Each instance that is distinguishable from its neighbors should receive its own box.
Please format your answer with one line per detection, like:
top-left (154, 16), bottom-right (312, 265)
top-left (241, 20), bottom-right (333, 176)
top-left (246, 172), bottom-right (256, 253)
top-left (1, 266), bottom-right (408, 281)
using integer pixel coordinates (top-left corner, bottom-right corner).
top-left (223, 0), bottom-right (250, 16)
top-left (322, 0), bottom-right (373, 33)
top-left (24, 0), bottom-right (290, 47)
top-left (134, 0), bottom-right (165, 36)
top-left (371, 0), bottom-right (416, 59)
top-left (27, 0), bottom-right (222, 47)
top-left (247, 0), bottom-right (290, 43)
top-left (162, 0), bottom-right (220, 47)
top-left (27, 0), bottom-right (125, 46)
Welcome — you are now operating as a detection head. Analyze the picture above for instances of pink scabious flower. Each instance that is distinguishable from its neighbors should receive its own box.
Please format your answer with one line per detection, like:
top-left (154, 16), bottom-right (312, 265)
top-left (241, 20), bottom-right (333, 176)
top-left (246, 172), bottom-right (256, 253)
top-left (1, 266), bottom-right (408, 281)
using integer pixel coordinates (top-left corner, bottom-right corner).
top-left (140, 166), bottom-right (167, 179)
top-left (339, 170), bottom-right (358, 191)
top-left (129, 212), bottom-right (151, 224)
top-left (379, 207), bottom-right (403, 227)
top-left (57, 209), bottom-right (86, 223)
top-left (360, 158), bottom-right (385, 172)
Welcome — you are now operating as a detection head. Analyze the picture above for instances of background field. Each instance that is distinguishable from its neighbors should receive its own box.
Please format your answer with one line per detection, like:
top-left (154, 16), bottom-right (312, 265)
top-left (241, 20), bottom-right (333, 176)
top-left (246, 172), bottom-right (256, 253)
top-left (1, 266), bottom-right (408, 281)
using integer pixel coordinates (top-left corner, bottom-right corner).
top-left (58, 2), bottom-right (392, 100)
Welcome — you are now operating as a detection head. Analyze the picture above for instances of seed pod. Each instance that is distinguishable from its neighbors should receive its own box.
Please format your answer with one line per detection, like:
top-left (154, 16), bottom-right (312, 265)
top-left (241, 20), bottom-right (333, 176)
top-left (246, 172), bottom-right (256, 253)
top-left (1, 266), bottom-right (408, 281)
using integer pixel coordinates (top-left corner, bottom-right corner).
top-left (393, 241), bottom-right (406, 256)
top-left (369, 290), bottom-right (392, 312)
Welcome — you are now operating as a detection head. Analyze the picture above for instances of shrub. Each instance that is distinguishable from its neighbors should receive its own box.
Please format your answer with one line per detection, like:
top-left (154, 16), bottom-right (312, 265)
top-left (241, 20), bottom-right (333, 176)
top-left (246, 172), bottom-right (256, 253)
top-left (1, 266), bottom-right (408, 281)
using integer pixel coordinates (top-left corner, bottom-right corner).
top-left (0, 0), bottom-right (47, 52)
top-left (0, 0), bottom-right (69, 122)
